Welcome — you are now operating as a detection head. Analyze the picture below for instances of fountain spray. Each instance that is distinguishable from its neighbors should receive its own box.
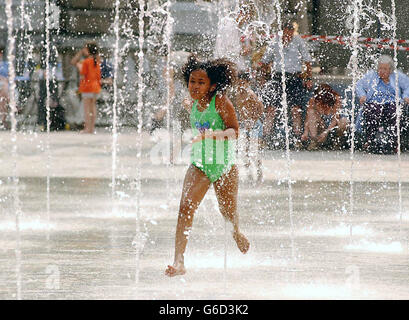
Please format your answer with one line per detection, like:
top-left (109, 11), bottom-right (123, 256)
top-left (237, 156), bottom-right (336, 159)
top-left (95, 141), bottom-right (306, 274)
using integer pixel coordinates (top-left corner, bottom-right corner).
top-left (112, 0), bottom-right (121, 210)
top-left (45, 0), bottom-right (52, 243)
top-left (5, 0), bottom-right (21, 300)
top-left (134, 0), bottom-right (147, 287)
top-left (348, 0), bottom-right (363, 240)
top-left (274, 0), bottom-right (295, 262)
top-left (163, 0), bottom-right (175, 211)
top-left (391, 0), bottom-right (403, 239)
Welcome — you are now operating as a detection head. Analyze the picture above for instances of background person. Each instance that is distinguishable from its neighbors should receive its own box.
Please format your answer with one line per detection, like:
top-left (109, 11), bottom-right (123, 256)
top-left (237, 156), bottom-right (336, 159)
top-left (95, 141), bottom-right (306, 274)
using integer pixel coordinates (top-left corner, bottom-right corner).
top-left (356, 55), bottom-right (409, 153)
top-left (149, 51), bottom-right (191, 134)
top-left (260, 19), bottom-right (313, 148)
top-left (71, 42), bottom-right (101, 134)
top-left (213, 1), bottom-right (259, 73)
top-left (100, 56), bottom-right (113, 89)
top-left (231, 71), bottom-right (264, 182)
top-left (301, 84), bottom-right (349, 150)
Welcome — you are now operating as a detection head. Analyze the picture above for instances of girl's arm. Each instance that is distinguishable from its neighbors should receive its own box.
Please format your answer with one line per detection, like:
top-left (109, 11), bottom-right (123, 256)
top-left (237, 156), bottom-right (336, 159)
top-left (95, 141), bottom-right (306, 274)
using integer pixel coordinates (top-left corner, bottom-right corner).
top-left (241, 91), bottom-right (263, 131)
top-left (212, 94), bottom-right (239, 139)
top-left (249, 90), bottom-right (264, 122)
top-left (302, 62), bottom-right (313, 90)
top-left (301, 98), bottom-right (314, 141)
top-left (240, 88), bottom-right (263, 122)
top-left (317, 118), bottom-right (338, 144)
top-left (316, 96), bottom-right (341, 143)
top-left (240, 40), bottom-right (252, 57)
top-left (182, 95), bottom-right (193, 113)
top-left (71, 48), bottom-right (86, 72)
top-left (76, 62), bottom-right (83, 73)
top-left (326, 95), bottom-right (342, 132)
top-left (192, 94), bottom-right (238, 143)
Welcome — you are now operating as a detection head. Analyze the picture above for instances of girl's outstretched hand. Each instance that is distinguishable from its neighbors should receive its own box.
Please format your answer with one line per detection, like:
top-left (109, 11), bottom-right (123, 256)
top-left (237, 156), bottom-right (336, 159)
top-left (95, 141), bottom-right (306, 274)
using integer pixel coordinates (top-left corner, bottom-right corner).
top-left (192, 130), bottom-right (215, 143)
top-left (192, 129), bottom-right (236, 143)
top-left (191, 132), bottom-right (205, 143)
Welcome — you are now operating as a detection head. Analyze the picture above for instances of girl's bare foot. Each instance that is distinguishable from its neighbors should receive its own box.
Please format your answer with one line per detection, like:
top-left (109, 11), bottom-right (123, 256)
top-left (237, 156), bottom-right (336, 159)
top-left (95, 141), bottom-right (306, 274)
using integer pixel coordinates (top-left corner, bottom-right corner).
top-left (165, 264), bottom-right (186, 277)
top-left (233, 231), bottom-right (250, 254)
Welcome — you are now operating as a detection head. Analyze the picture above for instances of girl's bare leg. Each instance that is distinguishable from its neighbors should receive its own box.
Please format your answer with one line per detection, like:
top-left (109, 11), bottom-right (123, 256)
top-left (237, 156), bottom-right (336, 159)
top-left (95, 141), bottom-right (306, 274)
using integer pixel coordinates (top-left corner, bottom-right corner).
top-left (0, 98), bottom-right (7, 128)
top-left (244, 134), bottom-right (251, 179)
top-left (301, 110), bottom-right (311, 143)
top-left (306, 110), bottom-right (320, 141)
top-left (81, 97), bottom-right (92, 133)
top-left (291, 106), bottom-right (303, 138)
top-left (256, 137), bottom-right (263, 182)
top-left (246, 134), bottom-right (263, 183)
top-left (337, 118), bottom-right (349, 136)
top-left (263, 106), bottom-right (276, 138)
top-left (334, 118), bottom-right (349, 148)
top-left (90, 97), bottom-right (97, 133)
top-left (213, 165), bottom-right (249, 254)
top-left (165, 165), bottom-right (211, 277)
top-left (81, 97), bottom-right (97, 133)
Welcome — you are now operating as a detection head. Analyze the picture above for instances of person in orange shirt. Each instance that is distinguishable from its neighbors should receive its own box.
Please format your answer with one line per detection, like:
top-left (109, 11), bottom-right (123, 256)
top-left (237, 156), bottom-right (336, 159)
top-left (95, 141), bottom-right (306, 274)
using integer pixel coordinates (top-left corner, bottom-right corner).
top-left (71, 42), bottom-right (101, 133)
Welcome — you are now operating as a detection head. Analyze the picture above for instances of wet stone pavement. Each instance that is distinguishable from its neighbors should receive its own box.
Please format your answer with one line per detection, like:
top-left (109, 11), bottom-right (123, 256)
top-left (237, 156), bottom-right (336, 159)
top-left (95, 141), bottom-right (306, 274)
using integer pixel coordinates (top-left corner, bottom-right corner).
top-left (0, 130), bottom-right (409, 299)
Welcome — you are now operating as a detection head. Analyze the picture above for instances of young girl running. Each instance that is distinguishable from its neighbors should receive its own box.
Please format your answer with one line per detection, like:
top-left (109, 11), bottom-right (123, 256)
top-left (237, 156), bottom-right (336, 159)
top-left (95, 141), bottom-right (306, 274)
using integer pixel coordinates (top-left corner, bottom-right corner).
top-left (165, 56), bottom-right (250, 277)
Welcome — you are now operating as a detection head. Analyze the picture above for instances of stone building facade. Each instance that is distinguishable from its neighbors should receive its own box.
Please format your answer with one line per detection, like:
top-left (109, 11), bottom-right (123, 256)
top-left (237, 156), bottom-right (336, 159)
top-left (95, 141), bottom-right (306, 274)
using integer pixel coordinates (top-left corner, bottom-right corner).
top-left (0, 0), bottom-right (408, 126)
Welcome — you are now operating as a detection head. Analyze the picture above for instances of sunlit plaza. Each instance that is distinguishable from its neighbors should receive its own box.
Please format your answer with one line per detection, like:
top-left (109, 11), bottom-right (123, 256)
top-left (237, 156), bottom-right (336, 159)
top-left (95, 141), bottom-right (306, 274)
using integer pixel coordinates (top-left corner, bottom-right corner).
top-left (1, 1), bottom-right (409, 300)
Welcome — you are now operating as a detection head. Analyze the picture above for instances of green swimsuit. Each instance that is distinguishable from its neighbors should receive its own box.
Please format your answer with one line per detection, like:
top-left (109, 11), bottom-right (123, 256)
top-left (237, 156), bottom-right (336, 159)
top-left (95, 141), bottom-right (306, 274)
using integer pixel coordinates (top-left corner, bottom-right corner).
top-left (190, 95), bottom-right (236, 183)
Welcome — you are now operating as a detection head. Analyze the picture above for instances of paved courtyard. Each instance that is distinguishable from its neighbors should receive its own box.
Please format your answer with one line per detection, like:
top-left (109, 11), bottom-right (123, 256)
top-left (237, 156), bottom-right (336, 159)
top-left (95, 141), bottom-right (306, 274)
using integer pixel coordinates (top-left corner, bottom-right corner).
top-left (0, 129), bottom-right (408, 299)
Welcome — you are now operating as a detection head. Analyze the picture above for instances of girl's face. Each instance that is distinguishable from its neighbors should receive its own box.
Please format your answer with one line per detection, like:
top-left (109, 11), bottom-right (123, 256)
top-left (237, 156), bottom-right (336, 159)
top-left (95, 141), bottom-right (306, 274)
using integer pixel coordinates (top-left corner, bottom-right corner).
top-left (188, 69), bottom-right (214, 101)
top-left (316, 100), bottom-right (334, 114)
top-left (83, 47), bottom-right (90, 57)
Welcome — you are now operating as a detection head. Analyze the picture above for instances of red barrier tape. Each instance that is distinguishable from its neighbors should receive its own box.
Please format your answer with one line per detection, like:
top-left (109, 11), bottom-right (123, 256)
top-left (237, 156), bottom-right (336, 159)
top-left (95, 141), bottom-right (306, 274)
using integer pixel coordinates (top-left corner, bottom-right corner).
top-left (300, 34), bottom-right (409, 52)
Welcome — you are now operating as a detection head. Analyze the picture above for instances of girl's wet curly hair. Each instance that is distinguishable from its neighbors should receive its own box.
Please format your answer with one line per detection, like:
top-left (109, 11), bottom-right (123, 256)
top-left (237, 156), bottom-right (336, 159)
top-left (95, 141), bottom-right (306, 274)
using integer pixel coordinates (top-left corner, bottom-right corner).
top-left (86, 42), bottom-right (99, 66)
top-left (314, 84), bottom-right (339, 107)
top-left (182, 54), bottom-right (238, 95)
